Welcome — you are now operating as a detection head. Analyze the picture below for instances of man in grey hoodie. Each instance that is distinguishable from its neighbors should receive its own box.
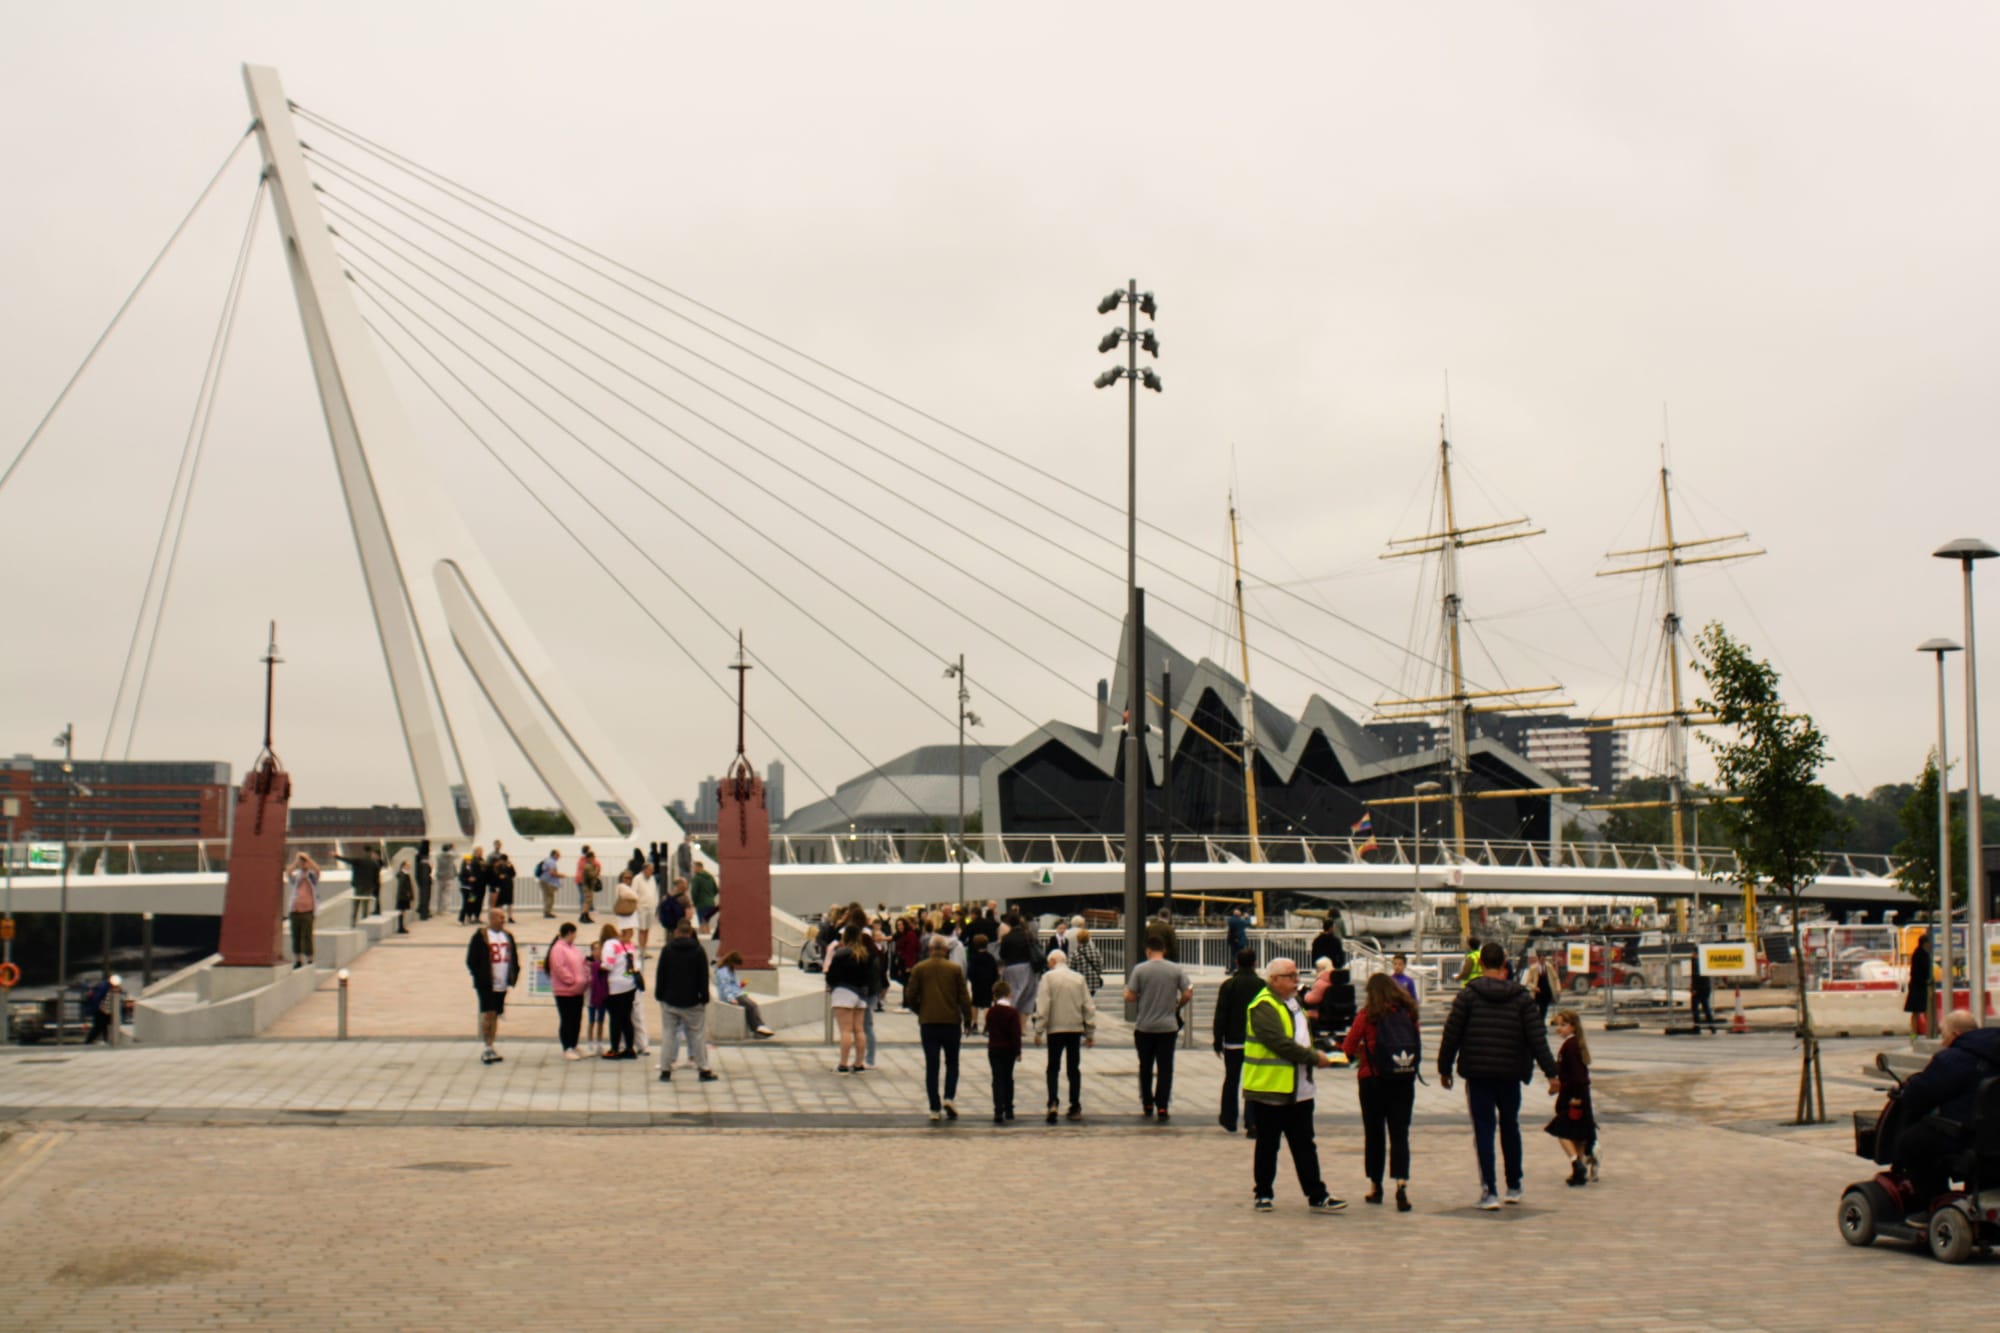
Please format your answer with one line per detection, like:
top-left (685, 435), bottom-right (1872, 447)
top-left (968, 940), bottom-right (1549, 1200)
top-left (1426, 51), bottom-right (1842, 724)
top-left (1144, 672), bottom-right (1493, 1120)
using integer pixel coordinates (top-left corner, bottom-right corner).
top-left (1437, 941), bottom-right (1558, 1210)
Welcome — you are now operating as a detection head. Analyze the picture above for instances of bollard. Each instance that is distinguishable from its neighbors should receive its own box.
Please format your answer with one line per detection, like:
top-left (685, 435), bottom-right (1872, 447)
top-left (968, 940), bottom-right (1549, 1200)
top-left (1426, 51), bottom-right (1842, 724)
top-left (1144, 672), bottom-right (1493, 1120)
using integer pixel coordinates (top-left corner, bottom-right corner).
top-left (142, 912), bottom-right (154, 991)
top-left (337, 968), bottom-right (350, 1040)
top-left (106, 975), bottom-right (121, 1046)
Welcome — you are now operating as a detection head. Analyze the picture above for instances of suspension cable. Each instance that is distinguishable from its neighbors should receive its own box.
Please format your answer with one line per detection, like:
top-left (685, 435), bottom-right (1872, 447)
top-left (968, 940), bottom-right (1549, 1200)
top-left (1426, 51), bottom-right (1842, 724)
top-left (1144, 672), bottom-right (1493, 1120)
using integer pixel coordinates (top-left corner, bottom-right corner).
top-left (0, 128), bottom-right (254, 497)
top-left (351, 273), bottom-right (1139, 833)
top-left (355, 299), bottom-right (856, 819)
top-left (303, 147), bottom-right (1412, 703)
top-left (313, 178), bottom-right (1396, 715)
top-left (288, 110), bottom-right (1492, 696)
top-left (119, 176), bottom-right (269, 758)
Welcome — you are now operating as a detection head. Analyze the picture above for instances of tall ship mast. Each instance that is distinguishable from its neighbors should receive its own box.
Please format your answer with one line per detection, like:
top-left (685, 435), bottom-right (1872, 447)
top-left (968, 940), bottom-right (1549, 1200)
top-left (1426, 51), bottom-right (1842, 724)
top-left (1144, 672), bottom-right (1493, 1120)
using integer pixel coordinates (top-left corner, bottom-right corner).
top-left (1587, 452), bottom-right (1761, 930)
top-left (1376, 423), bottom-right (1581, 947)
top-left (1227, 491), bottom-right (1265, 866)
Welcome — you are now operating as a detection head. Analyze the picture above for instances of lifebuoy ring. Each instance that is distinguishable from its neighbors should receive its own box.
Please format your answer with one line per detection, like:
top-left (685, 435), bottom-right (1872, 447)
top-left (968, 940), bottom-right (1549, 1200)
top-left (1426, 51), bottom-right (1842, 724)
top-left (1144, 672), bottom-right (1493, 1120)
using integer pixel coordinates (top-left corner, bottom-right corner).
top-left (0, 961), bottom-right (19, 988)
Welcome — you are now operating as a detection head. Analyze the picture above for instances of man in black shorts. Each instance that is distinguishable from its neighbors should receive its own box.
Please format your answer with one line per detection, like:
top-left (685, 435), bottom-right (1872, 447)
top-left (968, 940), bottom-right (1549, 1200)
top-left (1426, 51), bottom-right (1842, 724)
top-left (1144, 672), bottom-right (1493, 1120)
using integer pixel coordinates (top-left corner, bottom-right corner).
top-left (467, 907), bottom-right (520, 1065)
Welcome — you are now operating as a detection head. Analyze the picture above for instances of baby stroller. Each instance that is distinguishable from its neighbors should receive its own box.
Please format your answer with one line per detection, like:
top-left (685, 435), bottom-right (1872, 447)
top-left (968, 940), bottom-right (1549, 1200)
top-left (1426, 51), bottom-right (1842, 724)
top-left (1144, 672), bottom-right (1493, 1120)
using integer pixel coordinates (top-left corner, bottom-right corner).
top-left (1838, 1056), bottom-right (2000, 1263)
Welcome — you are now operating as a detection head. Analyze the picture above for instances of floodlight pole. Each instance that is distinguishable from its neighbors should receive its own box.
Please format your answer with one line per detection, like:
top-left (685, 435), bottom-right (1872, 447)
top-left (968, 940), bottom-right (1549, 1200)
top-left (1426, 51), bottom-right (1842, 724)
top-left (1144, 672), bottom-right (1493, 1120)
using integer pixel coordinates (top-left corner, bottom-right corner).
top-left (1094, 278), bottom-right (1160, 987)
top-left (1123, 280), bottom-right (1144, 990)
top-left (1160, 663), bottom-right (1173, 915)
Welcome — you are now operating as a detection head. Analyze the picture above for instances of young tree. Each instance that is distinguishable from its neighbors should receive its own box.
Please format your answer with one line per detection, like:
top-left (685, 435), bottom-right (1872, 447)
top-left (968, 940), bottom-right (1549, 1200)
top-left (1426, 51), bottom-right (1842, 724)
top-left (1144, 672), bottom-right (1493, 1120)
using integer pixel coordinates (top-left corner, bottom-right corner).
top-left (1892, 755), bottom-right (1965, 909)
top-left (1693, 622), bottom-right (1842, 1124)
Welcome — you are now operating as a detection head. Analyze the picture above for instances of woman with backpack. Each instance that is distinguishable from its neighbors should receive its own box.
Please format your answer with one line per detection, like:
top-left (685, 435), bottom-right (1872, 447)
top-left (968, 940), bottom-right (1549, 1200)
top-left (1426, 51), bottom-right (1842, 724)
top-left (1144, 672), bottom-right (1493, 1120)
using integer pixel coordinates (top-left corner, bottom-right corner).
top-left (1342, 972), bottom-right (1422, 1211)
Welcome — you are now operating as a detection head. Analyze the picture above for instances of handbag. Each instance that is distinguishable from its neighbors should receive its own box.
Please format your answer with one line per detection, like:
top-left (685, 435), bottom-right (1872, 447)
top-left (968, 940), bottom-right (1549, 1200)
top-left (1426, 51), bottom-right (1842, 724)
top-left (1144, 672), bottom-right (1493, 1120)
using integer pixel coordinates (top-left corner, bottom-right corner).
top-left (627, 948), bottom-right (646, 993)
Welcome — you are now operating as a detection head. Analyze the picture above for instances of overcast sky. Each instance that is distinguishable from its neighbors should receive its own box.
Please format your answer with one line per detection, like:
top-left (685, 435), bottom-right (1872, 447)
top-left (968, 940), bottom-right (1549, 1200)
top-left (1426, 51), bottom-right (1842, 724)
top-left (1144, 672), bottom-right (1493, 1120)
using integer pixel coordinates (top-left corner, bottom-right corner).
top-left (4, 2), bottom-right (1997, 821)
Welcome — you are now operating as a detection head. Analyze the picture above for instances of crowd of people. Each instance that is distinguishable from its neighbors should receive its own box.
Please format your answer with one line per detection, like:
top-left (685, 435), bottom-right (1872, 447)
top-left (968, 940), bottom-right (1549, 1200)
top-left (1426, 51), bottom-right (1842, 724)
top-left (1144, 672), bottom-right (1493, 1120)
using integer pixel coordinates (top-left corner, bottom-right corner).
top-left (449, 871), bottom-right (1609, 1213)
top-left (457, 838), bottom-right (768, 1071)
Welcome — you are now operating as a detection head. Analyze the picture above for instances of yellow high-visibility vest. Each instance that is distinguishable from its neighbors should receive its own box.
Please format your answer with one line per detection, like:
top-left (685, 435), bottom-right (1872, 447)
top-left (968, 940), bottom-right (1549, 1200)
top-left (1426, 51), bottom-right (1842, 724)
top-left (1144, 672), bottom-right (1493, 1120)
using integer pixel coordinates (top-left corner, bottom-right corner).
top-left (1240, 987), bottom-right (1297, 1096)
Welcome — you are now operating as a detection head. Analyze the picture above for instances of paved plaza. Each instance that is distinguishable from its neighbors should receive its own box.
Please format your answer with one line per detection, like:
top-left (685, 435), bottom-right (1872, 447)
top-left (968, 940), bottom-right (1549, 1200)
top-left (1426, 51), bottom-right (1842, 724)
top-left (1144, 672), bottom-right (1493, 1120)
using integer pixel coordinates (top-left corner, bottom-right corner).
top-left (2, 999), bottom-right (1992, 1330)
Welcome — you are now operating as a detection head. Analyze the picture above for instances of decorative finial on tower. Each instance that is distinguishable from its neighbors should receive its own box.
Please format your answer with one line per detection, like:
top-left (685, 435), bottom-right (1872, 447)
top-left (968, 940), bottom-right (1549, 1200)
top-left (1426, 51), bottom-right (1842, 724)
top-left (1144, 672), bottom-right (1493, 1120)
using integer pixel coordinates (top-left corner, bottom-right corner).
top-left (728, 630), bottom-right (753, 778)
top-left (260, 620), bottom-right (285, 760)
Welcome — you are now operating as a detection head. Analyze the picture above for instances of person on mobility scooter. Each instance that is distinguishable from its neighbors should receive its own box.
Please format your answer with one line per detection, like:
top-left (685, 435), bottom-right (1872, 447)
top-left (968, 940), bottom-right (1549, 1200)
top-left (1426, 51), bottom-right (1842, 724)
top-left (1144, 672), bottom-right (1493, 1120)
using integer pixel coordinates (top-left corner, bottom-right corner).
top-left (1840, 1011), bottom-right (2000, 1262)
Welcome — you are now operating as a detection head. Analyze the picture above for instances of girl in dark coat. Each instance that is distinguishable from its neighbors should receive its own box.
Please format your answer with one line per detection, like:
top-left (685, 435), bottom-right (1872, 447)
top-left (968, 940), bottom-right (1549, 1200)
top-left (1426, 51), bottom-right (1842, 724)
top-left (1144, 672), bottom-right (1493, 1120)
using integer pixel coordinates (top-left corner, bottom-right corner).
top-left (1544, 1008), bottom-right (1597, 1185)
top-left (967, 934), bottom-right (1000, 1034)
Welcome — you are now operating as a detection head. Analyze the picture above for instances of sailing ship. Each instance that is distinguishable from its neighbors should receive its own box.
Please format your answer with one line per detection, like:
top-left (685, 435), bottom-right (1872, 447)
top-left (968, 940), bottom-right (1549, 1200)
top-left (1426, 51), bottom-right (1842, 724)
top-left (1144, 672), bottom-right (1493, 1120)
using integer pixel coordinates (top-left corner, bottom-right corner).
top-left (1368, 425), bottom-right (1592, 946)
top-left (1584, 453), bottom-right (1761, 931)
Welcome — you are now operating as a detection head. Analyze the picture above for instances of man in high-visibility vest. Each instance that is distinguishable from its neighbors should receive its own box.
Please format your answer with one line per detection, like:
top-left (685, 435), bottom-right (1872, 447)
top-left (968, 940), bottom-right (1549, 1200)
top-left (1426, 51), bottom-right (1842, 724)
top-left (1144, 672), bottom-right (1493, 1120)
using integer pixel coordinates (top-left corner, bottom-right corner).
top-left (1242, 958), bottom-right (1347, 1214)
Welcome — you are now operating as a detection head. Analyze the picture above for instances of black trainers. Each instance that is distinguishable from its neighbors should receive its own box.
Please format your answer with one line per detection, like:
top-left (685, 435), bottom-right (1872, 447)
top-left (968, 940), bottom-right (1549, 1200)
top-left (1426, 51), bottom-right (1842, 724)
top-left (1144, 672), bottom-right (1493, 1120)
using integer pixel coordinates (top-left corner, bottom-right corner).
top-left (480, 1048), bottom-right (499, 1065)
top-left (658, 1070), bottom-right (671, 1082)
top-left (698, 1069), bottom-right (718, 1082)
top-left (1253, 1197), bottom-right (1275, 1213)
top-left (1308, 1195), bottom-right (1348, 1213)
top-left (1046, 1105), bottom-right (1059, 1125)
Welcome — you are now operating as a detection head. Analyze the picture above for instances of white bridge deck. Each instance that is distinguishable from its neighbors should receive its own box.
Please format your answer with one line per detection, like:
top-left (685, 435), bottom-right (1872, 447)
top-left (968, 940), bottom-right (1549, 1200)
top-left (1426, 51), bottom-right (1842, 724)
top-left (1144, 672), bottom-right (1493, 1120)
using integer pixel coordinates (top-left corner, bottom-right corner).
top-left (4, 833), bottom-right (1907, 918)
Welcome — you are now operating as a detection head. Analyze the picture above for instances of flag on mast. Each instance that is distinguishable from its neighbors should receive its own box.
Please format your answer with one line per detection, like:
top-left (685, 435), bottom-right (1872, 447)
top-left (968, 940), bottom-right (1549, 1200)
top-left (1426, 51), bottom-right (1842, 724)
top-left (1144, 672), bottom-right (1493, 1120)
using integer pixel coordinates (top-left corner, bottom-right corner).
top-left (1351, 812), bottom-right (1378, 857)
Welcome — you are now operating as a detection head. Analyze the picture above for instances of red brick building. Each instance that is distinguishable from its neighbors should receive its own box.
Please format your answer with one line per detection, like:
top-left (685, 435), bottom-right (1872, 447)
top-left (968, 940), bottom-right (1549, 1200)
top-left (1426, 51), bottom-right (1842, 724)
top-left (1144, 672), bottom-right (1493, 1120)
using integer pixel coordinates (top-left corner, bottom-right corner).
top-left (2, 756), bottom-right (231, 841)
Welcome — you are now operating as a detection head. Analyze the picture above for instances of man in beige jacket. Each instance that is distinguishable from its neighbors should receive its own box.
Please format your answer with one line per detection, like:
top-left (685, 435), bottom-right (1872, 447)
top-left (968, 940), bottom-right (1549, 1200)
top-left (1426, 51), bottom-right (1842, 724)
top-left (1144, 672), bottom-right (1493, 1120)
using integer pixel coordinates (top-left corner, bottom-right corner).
top-left (1032, 950), bottom-right (1097, 1124)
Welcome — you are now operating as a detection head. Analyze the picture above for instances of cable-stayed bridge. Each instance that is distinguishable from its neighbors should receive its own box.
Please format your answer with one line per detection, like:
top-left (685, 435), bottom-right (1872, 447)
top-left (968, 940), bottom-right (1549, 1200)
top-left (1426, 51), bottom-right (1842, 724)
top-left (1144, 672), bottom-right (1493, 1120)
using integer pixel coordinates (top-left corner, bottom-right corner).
top-left (0, 67), bottom-right (1907, 920)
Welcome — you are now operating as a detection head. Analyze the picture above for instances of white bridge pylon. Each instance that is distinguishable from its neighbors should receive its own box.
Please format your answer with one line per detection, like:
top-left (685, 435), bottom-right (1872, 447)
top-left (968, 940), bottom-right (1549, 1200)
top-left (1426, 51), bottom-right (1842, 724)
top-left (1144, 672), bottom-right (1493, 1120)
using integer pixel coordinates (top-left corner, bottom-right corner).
top-left (243, 65), bottom-right (680, 850)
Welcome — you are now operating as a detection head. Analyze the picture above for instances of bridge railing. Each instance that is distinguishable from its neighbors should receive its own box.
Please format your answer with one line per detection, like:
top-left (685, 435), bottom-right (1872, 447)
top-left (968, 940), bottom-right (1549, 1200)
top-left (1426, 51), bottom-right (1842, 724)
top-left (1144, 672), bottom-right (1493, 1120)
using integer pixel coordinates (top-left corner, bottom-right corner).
top-left (5, 833), bottom-right (1899, 882)
top-left (771, 832), bottom-right (1897, 881)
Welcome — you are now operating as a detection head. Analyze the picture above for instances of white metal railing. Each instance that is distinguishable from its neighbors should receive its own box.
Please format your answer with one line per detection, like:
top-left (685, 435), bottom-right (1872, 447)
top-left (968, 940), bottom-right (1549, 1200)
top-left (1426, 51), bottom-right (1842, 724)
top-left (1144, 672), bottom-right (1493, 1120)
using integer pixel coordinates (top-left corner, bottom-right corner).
top-left (768, 832), bottom-right (1897, 880)
top-left (3, 832), bottom-right (1900, 883)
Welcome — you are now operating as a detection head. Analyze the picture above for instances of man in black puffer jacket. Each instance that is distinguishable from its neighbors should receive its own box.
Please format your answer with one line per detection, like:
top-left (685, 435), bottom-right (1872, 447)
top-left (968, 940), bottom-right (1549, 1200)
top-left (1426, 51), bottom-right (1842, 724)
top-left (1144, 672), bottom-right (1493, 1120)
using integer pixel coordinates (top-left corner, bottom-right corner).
top-left (655, 922), bottom-right (717, 1083)
top-left (1212, 948), bottom-right (1265, 1136)
top-left (1438, 942), bottom-right (1558, 1210)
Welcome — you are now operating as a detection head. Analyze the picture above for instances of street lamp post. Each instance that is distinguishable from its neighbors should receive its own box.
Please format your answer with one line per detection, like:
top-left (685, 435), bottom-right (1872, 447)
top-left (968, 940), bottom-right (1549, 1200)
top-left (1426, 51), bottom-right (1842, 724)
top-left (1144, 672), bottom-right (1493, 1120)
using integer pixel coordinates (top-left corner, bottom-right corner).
top-left (944, 655), bottom-right (981, 915)
top-left (1093, 281), bottom-right (1160, 982)
top-left (1935, 539), bottom-right (1996, 1015)
top-left (54, 723), bottom-right (73, 1043)
top-left (1919, 637), bottom-right (1962, 1020)
top-left (1412, 780), bottom-right (1442, 976)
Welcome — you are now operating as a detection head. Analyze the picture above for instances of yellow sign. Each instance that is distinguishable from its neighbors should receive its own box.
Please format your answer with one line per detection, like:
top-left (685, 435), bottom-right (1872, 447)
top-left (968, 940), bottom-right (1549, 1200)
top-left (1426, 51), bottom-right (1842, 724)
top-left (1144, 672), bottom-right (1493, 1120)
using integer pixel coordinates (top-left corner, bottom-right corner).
top-left (1567, 943), bottom-right (1590, 973)
top-left (1699, 943), bottom-right (1756, 977)
top-left (1990, 940), bottom-right (2000, 970)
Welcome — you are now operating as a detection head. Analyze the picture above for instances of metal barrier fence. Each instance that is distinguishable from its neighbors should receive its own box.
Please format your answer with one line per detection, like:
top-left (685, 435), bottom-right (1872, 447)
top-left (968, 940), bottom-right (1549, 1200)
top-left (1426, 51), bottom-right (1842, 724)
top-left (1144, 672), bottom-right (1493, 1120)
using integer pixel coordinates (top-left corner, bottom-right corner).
top-left (8, 833), bottom-right (1900, 882)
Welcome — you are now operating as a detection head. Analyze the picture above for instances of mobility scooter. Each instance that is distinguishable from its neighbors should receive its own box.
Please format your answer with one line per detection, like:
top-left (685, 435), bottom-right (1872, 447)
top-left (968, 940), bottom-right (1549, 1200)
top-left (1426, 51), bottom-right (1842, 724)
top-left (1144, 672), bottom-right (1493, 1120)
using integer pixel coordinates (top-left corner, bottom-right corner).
top-left (1837, 1055), bottom-right (2000, 1263)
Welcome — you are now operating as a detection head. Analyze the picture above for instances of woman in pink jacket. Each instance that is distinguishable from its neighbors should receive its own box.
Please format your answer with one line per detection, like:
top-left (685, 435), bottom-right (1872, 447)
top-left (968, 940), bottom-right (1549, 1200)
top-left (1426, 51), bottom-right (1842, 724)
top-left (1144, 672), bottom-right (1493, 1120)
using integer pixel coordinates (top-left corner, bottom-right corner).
top-left (548, 922), bottom-right (590, 1060)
